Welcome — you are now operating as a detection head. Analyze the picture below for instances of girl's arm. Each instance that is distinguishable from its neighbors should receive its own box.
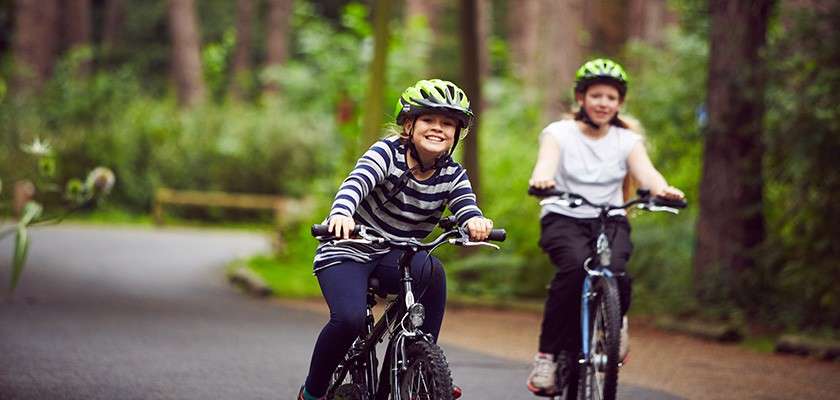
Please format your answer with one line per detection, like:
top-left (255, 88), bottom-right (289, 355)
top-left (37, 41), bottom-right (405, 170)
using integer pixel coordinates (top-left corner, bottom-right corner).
top-left (626, 142), bottom-right (684, 200)
top-left (327, 140), bottom-right (393, 237)
top-left (529, 132), bottom-right (561, 189)
top-left (447, 170), bottom-right (492, 240)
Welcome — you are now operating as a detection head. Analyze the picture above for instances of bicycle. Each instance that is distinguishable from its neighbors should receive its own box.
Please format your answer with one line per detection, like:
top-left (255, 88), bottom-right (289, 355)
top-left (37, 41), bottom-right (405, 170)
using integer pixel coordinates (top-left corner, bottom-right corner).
top-left (528, 187), bottom-right (686, 400)
top-left (311, 217), bottom-right (506, 400)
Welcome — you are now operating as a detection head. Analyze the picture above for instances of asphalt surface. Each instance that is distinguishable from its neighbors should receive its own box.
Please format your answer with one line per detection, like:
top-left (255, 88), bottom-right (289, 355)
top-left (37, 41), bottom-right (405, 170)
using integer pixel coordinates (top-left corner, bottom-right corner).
top-left (0, 226), bottom-right (681, 400)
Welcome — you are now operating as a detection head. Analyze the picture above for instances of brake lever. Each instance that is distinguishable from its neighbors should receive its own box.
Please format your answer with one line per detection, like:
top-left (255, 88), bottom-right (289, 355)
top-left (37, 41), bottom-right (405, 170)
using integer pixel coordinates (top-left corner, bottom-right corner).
top-left (539, 195), bottom-right (582, 208)
top-left (327, 226), bottom-right (386, 245)
top-left (636, 203), bottom-right (680, 214)
top-left (447, 238), bottom-right (501, 250)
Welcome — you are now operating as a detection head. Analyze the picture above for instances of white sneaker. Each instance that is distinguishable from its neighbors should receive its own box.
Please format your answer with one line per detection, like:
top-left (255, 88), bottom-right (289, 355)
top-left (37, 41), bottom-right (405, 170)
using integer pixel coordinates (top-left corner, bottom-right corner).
top-left (620, 316), bottom-right (630, 364)
top-left (527, 353), bottom-right (558, 393)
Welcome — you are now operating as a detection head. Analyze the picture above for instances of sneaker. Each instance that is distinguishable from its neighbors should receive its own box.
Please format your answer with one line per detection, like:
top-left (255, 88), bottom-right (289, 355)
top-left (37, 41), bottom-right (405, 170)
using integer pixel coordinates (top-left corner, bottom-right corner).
top-left (619, 316), bottom-right (630, 364)
top-left (527, 353), bottom-right (558, 393)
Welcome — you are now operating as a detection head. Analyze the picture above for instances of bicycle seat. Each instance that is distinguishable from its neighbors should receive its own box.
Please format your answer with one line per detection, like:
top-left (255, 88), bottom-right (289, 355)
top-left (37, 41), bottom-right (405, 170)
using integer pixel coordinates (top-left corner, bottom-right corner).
top-left (367, 277), bottom-right (389, 298)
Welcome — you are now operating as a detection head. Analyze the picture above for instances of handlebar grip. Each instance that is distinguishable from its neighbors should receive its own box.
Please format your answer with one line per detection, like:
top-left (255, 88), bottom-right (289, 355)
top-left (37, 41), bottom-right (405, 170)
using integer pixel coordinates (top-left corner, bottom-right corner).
top-left (488, 229), bottom-right (506, 242)
top-left (653, 197), bottom-right (688, 209)
top-left (528, 187), bottom-right (564, 197)
top-left (311, 224), bottom-right (362, 238)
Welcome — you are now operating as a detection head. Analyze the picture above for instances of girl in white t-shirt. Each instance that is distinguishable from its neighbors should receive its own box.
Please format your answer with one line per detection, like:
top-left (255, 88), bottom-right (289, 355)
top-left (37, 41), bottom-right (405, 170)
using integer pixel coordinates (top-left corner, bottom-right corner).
top-left (526, 59), bottom-right (685, 395)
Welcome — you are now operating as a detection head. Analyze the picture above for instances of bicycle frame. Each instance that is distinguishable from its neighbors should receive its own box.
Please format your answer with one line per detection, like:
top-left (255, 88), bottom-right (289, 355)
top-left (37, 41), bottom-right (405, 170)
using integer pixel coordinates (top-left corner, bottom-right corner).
top-left (529, 187), bottom-right (686, 399)
top-left (313, 222), bottom-right (505, 400)
top-left (326, 251), bottom-right (428, 400)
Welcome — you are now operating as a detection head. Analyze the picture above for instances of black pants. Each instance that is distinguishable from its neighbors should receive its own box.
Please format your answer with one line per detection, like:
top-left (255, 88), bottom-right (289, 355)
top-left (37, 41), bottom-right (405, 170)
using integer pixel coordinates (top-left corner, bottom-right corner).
top-left (304, 250), bottom-right (447, 397)
top-left (537, 213), bottom-right (633, 355)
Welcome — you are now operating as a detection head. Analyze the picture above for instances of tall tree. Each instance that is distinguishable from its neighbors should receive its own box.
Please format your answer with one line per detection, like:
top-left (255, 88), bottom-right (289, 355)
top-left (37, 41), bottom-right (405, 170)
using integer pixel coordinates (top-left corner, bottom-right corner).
top-left (460, 0), bottom-right (481, 201)
top-left (11, 0), bottom-right (60, 94)
top-left (101, 0), bottom-right (125, 54)
top-left (627, 0), bottom-right (675, 46)
top-left (229, 0), bottom-right (254, 100)
top-left (405, 0), bottom-right (442, 31)
top-left (61, 0), bottom-right (92, 75)
top-left (167, 0), bottom-right (206, 107)
top-left (263, 0), bottom-right (292, 96)
top-left (360, 0), bottom-right (391, 150)
top-left (507, 0), bottom-right (540, 89)
top-left (542, 0), bottom-right (585, 120)
top-left (583, 0), bottom-right (629, 56)
top-left (694, 1), bottom-right (774, 305)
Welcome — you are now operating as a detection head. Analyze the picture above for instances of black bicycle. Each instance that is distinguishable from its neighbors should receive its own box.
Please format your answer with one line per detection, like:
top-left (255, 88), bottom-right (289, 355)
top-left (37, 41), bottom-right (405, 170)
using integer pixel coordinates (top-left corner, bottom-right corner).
top-left (528, 187), bottom-right (686, 400)
top-left (311, 217), bottom-right (506, 400)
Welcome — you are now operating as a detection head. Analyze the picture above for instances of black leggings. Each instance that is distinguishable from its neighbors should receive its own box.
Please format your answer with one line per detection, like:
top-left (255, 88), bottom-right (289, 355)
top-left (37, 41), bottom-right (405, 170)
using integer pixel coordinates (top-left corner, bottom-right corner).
top-left (537, 213), bottom-right (633, 355)
top-left (303, 250), bottom-right (447, 397)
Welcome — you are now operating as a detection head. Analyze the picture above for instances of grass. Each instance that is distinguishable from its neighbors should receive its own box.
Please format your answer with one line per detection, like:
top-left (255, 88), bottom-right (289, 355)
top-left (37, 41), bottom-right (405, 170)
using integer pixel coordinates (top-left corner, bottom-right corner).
top-left (245, 254), bottom-right (321, 298)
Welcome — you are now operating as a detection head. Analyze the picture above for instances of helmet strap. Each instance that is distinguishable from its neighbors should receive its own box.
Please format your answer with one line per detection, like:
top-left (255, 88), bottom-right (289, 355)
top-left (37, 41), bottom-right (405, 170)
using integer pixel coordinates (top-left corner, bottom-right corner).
top-left (576, 107), bottom-right (624, 130)
top-left (576, 107), bottom-right (601, 130)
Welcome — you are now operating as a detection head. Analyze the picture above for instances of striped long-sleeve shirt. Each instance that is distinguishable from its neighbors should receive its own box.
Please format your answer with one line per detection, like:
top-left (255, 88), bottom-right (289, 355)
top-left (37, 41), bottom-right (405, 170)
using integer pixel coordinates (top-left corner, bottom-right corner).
top-left (313, 136), bottom-right (483, 273)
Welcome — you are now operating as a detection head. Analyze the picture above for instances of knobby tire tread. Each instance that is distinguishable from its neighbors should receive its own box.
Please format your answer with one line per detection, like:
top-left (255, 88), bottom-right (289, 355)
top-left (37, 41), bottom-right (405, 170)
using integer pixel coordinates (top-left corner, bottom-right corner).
top-left (399, 341), bottom-right (453, 400)
top-left (578, 277), bottom-right (621, 400)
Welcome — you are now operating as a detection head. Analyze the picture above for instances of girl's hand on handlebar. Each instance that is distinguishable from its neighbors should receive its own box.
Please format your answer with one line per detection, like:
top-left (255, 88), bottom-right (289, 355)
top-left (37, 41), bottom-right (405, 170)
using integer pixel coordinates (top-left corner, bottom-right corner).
top-left (528, 177), bottom-right (556, 190)
top-left (328, 215), bottom-right (356, 239)
top-left (466, 217), bottom-right (494, 241)
top-left (654, 185), bottom-right (685, 201)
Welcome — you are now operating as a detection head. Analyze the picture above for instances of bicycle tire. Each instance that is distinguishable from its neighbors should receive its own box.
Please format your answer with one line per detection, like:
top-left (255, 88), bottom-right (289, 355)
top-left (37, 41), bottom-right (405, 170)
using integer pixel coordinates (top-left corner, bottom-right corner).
top-left (398, 341), bottom-right (454, 400)
top-left (578, 277), bottom-right (621, 400)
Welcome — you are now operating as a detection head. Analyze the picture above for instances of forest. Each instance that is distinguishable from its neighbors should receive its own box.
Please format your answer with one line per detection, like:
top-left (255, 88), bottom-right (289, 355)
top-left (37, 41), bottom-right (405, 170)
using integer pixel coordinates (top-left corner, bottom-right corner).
top-left (1, 0), bottom-right (838, 339)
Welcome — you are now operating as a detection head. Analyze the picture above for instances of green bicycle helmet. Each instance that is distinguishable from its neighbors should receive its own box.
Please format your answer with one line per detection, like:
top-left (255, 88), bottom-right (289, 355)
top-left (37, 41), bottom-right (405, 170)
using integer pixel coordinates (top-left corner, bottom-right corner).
top-left (574, 58), bottom-right (629, 98)
top-left (394, 79), bottom-right (473, 130)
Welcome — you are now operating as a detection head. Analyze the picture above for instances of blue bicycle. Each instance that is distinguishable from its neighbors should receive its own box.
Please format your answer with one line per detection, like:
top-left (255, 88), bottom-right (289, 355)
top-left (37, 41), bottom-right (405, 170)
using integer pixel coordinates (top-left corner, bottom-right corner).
top-left (529, 188), bottom-right (686, 400)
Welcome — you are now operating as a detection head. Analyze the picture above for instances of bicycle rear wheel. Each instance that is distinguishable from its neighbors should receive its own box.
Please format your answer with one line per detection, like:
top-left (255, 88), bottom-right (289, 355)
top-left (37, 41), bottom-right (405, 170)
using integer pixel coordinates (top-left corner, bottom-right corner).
top-left (578, 277), bottom-right (621, 400)
top-left (399, 341), bottom-right (453, 400)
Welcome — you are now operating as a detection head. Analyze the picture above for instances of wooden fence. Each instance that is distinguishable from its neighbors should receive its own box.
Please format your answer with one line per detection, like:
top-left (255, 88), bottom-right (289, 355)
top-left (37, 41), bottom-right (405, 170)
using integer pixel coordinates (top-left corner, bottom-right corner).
top-left (153, 188), bottom-right (314, 245)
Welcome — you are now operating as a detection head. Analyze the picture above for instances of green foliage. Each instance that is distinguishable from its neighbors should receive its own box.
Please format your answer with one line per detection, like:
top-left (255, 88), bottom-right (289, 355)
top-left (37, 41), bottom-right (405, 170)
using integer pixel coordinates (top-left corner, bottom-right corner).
top-left (760, 4), bottom-right (840, 331)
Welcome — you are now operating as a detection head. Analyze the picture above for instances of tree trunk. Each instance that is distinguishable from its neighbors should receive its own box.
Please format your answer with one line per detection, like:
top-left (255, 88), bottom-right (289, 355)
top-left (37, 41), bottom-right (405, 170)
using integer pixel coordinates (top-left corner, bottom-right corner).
top-left (167, 0), bottom-right (206, 107)
top-left (11, 0), bottom-right (60, 94)
top-left (229, 0), bottom-right (254, 100)
top-left (583, 0), bottom-right (628, 56)
top-left (360, 0), bottom-right (391, 150)
top-left (102, 0), bottom-right (125, 54)
top-left (477, 0), bottom-right (491, 83)
top-left (694, 0), bottom-right (774, 306)
top-left (542, 0), bottom-right (585, 120)
top-left (507, 0), bottom-right (540, 89)
top-left (61, 0), bottom-right (92, 75)
top-left (627, 0), bottom-right (675, 46)
top-left (460, 0), bottom-right (481, 202)
top-left (405, 0), bottom-right (442, 31)
top-left (263, 0), bottom-right (292, 96)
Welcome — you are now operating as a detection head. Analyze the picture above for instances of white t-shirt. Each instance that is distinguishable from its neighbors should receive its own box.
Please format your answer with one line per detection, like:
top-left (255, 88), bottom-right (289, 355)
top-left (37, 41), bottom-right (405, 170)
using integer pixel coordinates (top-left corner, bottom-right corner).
top-left (539, 119), bottom-right (642, 219)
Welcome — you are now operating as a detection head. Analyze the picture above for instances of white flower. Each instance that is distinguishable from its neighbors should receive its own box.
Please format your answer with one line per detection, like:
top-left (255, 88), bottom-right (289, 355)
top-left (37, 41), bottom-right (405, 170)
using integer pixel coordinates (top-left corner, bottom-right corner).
top-left (21, 138), bottom-right (53, 156)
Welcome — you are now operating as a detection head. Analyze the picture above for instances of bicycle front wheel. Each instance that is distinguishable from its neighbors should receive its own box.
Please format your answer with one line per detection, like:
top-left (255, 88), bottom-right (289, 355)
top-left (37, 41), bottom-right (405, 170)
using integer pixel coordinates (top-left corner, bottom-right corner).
top-left (579, 277), bottom-right (621, 400)
top-left (398, 341), bottom-right (454, 400)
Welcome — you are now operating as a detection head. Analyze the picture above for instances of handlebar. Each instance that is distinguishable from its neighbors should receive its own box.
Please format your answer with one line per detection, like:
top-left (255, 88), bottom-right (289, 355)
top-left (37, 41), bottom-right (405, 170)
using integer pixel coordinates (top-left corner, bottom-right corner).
top-left (528, 187), bottom-right (687, 213)
top-left (311, 217), bottom-right (506, 251)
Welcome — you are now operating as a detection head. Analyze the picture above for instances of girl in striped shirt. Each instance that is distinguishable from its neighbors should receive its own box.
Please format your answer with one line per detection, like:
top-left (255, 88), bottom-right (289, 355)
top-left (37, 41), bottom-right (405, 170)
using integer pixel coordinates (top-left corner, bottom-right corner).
top-left (299, 79), bottom-right (494, 400)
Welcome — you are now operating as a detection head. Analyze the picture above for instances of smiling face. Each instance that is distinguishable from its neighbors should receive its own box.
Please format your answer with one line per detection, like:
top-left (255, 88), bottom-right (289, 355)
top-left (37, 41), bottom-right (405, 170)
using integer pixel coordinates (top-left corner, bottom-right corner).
top-left (576, 83), bottom-right (623, 127)
top-left (404, 112), bottom-right (458, 159)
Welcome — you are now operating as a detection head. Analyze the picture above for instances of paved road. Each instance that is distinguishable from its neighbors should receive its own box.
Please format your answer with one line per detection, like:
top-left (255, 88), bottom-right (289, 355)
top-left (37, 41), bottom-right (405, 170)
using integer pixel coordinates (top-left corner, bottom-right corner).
top-left (0, 226), bottom-right (681, 399)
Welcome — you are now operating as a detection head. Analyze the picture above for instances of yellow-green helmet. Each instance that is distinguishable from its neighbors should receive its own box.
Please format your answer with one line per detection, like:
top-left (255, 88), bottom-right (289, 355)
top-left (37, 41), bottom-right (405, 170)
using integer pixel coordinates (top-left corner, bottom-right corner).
top-left (574, 58), bottom-right (629, 98)
top-left (394, 79), bottom-right (473, 129)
